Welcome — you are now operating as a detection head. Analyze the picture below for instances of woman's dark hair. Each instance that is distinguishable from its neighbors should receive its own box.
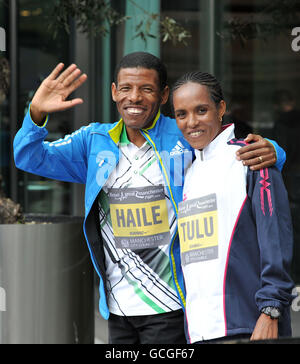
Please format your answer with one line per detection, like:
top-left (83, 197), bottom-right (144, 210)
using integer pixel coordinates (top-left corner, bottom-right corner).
top-left (171, 71), bottom-right (224, 108)
top-left (114, 52), bottom-right (168, 91)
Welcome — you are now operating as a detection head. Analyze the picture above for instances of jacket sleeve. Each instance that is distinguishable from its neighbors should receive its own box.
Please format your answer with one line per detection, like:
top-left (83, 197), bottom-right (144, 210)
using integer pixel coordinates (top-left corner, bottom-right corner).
top-left (13, 108), bottom-right (89, 184)
top-left (247, 167), bottom-right (294, 312)
top-left (266, 138), bottom-right (286, 171)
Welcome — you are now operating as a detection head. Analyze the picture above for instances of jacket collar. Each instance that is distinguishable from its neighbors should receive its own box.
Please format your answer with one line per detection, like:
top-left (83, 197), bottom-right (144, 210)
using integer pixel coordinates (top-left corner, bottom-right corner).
top-left (194, 124), bottom-right (235, 161)
top-left (108, 110), bottom-right (161, 145)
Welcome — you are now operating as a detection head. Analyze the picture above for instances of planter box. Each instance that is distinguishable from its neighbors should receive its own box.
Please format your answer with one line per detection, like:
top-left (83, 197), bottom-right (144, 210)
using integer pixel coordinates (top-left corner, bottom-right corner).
top-left (0, 215), bottom-right (94, 344)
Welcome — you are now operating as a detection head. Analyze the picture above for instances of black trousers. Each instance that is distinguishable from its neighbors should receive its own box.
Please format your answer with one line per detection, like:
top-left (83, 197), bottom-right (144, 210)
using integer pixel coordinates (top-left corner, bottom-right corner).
top-left (108, 309), bottom-right (186, 344)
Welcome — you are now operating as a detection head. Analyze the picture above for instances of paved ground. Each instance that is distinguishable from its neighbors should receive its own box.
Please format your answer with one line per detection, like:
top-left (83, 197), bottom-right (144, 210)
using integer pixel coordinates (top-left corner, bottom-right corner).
top-left (93, 280), bottom-right (300, 344)
top-left (95, 311), bottom-right (108, 344)
top-left (291, 310), bottom-right (300, 337)
top-left (94, 307), bottom-right (300, 344)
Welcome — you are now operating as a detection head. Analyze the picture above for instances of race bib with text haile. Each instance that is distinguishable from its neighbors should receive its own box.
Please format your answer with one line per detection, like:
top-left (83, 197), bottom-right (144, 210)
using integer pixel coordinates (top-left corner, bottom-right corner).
top-left (109, 186), bottom-right (170, 250)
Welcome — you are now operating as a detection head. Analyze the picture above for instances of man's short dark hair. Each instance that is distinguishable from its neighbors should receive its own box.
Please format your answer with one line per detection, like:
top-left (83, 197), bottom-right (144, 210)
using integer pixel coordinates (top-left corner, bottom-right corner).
top-left (114, 52), bottom-right (168, 91)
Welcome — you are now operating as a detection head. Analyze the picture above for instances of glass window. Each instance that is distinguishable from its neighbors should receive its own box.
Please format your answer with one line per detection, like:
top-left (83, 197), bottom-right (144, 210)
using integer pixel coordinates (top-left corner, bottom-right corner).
top-left (0, 1), bottom-right (10, 197)
top-left (161, 0), bottom-right (300, 284)
top-left (223, 0), bottom-right (300, 285)
top-left (17, 0), bottom-right (72, 215)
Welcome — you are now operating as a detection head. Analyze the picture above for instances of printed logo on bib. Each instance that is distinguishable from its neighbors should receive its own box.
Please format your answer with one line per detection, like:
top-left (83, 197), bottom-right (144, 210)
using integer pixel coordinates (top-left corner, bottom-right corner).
top-left (109, 186), bottom-right (170, 250)
top-left (178, 194), bottom-right (218, 265)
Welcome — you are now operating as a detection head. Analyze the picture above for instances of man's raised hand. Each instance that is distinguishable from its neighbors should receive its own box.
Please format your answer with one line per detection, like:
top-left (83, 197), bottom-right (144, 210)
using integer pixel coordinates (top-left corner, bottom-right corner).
top-left (30, 63), bottom-right (88, 125)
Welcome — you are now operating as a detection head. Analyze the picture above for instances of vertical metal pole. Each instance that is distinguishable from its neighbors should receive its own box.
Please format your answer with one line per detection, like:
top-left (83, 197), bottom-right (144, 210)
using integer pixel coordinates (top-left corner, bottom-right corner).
top-left (124, 0), bottom-right (161, 57)
top-left (71, 28), bottom-right (89, 217)
top-left (200, 0), bottom-right (214, 74)
top-left (199, 0), bottom-right (222, 78)
top-left (101, 31), bottom-right (112, 123)
top-left (207, 0), bottom-right (216, 75)
top-left (9, 0), bottom-right (18, 202)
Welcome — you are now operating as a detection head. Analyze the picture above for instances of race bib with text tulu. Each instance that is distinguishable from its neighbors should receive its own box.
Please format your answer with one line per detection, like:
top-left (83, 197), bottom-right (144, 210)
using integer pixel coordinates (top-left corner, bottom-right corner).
top-left (109, 186), bottom-right (170, 250)
top-left (178, 194), bottom-right (218, 266)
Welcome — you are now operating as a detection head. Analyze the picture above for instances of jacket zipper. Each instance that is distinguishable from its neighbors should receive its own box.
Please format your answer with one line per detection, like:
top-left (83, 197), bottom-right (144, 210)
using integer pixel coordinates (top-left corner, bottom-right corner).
top-left (200, 150), bottom-right (204, 161)
top-left (142, 130), bottom-right (186, 308)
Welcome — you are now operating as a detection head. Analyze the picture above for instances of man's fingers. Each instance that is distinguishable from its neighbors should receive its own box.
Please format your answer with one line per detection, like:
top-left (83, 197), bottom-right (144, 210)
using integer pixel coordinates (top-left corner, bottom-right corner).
top-left (67, 73), bottom-right (88, 94)
top-left (236, 137), bottom-right (277, 169)
top-left (241, 153), bottom-right (276, 170)
top-left (236, 143), bottom-right (260, 158)
top-left (48, 63), bottom-right (65, 80)
top-left (236, 146), bottom-right (271, 161)
top-left (244, 133), bottom-right (262, 143)
top-left (59, 98), bottom-right (84, 111)
top-left (56, 63), bottom-right (78, 83)
top-left (62, 67), bottom-right (83, 87)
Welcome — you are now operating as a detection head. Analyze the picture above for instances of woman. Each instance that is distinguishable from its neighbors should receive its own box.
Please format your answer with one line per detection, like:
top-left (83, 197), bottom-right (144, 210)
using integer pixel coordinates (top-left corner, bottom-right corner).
top-left (172, 71), bottom-right (295, 343)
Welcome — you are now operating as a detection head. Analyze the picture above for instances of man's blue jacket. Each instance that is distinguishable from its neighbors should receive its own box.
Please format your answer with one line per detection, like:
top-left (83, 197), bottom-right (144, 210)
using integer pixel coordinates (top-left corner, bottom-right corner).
top-left (13, 109), bottom-right (286, 320)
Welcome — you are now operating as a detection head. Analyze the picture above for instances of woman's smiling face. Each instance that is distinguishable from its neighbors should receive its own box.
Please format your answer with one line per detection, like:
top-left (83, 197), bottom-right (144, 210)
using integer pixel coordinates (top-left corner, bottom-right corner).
top-left (173, 82), bottom-right (226, 150)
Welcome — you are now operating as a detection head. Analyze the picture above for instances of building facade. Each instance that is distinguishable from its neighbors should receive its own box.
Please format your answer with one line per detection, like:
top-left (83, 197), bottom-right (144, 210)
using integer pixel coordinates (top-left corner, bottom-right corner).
top-left (1, 0), bottom-right (300, 289)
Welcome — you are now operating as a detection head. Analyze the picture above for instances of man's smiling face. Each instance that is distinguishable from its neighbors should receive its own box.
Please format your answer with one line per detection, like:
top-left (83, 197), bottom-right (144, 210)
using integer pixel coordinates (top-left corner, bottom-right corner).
top-left (111, 67), bottom-right (169, 130)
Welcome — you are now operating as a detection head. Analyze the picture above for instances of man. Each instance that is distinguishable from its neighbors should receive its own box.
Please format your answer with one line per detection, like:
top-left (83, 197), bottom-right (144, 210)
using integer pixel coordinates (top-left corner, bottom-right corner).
top-left (14, 52), bottom-right (285, 344)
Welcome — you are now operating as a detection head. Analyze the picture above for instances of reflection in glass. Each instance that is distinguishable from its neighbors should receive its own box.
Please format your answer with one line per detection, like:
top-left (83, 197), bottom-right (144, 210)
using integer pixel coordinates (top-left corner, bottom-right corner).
top-left (161, 0), bottom-right (300, 284)
top-left (0, 3), bottom-right (10, 197)
top-left (18, 1), bottom-right (72, 215)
